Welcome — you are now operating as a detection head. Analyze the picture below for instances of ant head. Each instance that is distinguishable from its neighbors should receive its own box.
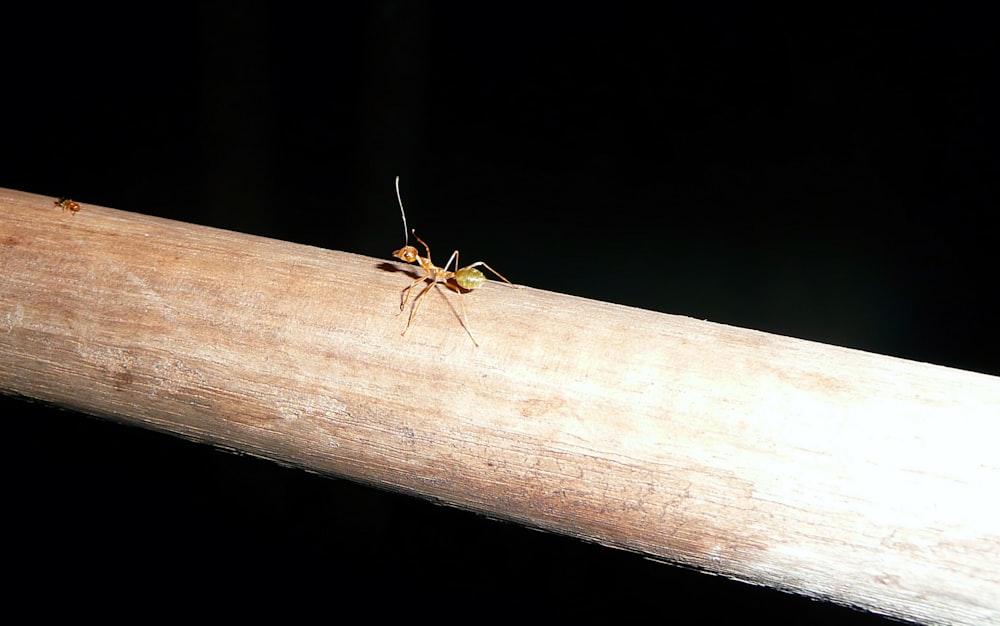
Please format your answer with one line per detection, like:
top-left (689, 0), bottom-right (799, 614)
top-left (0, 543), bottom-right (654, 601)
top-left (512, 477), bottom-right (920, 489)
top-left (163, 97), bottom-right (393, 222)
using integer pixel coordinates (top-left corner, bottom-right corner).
top-left (393, 245), bottom-right (419, 263)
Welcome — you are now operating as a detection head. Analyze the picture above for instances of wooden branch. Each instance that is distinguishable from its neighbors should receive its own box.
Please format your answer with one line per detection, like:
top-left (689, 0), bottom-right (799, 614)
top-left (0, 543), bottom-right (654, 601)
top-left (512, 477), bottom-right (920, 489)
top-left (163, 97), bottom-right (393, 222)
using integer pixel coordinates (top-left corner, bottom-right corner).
top-left (2, 188), bottom-right (998, 625)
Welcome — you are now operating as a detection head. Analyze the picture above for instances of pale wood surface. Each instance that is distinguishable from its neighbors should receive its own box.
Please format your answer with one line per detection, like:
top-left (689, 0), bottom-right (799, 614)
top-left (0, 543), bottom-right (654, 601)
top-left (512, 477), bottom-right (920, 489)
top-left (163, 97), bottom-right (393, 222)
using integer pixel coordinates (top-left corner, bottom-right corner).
top-left (2, 188), bottom-right (998, 625)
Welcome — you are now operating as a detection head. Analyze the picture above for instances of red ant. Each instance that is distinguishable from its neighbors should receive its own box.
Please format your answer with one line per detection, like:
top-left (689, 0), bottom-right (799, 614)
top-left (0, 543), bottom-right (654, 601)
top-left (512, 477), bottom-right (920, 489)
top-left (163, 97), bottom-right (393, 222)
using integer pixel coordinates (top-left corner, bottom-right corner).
top-left (55, 197), bottom-right (81, 214)
top-left (391, 176), bottom-right (517, 347)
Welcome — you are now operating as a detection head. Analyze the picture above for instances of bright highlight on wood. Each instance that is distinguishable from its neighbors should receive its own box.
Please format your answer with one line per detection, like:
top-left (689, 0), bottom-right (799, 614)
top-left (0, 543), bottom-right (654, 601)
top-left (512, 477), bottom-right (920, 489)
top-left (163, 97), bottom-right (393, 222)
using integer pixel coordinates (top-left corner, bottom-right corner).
top-left (1, 187), bottom-right (998, 626)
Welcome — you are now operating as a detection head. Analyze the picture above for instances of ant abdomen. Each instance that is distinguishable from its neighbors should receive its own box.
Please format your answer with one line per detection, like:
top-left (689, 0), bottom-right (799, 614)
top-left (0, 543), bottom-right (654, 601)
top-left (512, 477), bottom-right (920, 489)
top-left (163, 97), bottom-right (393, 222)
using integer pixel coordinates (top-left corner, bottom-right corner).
top-left (454, 267), bottom-right (486, 291)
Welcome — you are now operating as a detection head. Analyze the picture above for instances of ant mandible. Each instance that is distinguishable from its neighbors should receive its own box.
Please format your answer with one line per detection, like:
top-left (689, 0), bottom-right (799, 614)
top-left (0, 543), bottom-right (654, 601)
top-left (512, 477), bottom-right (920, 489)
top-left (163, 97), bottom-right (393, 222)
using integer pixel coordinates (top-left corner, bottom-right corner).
top-left (391, 176), bottom-right (518, 347)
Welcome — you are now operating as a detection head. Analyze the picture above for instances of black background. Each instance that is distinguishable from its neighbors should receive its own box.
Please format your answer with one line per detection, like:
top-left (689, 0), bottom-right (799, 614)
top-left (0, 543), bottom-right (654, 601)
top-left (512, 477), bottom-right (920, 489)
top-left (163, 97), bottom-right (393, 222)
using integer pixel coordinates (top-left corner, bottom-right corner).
top-left (3, 3), bottom-right (995, 621)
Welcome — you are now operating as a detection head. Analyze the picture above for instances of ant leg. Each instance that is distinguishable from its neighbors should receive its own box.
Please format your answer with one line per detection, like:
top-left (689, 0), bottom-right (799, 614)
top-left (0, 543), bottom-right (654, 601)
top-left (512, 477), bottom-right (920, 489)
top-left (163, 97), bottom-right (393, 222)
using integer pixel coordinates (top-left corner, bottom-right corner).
top-left (463, 261), bottom-right (518, 287)
top-left (443, 250), bottom-right (479, 346)
top-left (455, 289), bottom-right (479, 347)
top-left (399, 273), bottom-right (428, 312)
top-left (442, 249), bottom-right (459, 273)
top-left (403, 278), bottom-right (440, 335)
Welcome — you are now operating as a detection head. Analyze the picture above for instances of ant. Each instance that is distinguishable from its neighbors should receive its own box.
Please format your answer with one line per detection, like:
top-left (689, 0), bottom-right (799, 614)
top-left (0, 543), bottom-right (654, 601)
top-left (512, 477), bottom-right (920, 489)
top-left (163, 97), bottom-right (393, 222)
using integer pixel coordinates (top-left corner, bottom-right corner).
top-left (55, 197), bottom-right (81, 214)
top-left (391, 176), bottom-right (517, 347)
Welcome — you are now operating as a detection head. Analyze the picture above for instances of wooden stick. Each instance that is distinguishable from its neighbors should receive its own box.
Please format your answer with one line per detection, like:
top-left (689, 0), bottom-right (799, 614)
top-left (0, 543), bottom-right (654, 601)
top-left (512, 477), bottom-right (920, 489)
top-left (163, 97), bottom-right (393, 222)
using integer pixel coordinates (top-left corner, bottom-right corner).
top-left (2, 188), bottom-right (997, 625)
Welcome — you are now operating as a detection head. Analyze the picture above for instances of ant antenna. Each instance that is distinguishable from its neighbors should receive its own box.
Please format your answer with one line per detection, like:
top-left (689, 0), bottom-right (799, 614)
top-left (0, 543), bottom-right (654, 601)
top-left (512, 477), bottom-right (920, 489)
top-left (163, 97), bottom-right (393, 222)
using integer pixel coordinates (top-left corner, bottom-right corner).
top-left (395, 176), bottom-right (409, 246)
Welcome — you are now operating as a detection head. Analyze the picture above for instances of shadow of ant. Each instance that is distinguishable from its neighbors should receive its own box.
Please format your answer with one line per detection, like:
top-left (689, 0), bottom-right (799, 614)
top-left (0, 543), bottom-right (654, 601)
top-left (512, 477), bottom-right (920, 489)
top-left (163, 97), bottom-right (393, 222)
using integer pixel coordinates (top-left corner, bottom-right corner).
top-left (377, 261), bottom-right (414, 277)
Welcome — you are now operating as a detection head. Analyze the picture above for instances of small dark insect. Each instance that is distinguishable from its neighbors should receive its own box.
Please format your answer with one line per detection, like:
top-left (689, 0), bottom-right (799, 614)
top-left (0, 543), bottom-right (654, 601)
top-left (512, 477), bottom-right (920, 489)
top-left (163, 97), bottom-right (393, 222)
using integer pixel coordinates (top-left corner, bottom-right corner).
top-left (55, 198), bottom-right (81, 214)
top-left (391, 176), bottom-right (518, 347)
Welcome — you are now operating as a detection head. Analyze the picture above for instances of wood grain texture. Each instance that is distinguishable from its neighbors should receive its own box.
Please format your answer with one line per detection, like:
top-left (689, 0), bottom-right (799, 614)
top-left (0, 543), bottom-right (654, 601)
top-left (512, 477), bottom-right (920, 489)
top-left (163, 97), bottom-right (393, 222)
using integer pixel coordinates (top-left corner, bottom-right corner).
top-left (1, 187), bottom-right (998, 625)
